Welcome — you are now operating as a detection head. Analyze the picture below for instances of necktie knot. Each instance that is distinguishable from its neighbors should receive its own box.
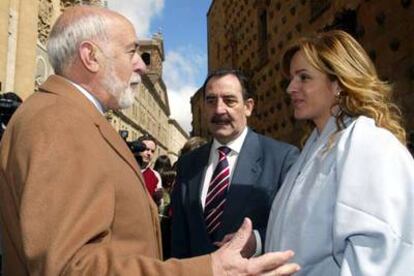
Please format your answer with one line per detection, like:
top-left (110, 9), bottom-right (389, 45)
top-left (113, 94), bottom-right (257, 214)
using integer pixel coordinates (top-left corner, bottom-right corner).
top-left (218, 146), bottom-right (231, 156)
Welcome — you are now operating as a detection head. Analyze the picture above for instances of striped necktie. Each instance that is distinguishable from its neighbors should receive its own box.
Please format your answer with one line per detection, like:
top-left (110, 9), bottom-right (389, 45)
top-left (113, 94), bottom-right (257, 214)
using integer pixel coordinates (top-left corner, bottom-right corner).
top-left (204, 146), bottom-right (231, 239)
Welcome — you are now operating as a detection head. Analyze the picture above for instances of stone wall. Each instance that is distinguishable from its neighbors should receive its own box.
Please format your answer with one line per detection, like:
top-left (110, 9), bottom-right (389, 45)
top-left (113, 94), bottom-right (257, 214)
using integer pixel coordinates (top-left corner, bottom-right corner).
top-left (200, 0), bottom-right (413, 146)
top-left (0, 0), bottom-right (188, 160)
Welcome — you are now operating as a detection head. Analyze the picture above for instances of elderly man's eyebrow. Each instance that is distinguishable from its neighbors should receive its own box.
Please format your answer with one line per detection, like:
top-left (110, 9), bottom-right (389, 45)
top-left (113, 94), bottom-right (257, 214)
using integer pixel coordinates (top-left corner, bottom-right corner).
top-left (126, 42), bottom-right (139, 51)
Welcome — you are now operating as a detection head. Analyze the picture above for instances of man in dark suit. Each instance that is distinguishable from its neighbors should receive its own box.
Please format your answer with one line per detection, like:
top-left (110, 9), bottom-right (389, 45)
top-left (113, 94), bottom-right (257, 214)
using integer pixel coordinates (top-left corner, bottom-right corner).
top-left (171, 69), bottom-right (299, 258)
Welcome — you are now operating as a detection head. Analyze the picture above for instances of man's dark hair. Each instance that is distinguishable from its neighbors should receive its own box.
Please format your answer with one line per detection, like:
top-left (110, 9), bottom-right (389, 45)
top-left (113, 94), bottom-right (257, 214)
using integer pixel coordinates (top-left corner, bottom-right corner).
top-left (201, 69), bottom-right (253, 100)
top-left (137, 133), bottom-right (156, 144)
top-left (180, 136), bottom-right (207, 157)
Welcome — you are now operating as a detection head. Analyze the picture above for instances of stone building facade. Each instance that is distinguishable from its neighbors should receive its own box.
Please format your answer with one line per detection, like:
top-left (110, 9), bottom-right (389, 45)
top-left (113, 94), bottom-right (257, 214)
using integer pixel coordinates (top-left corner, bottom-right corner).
top-left (0, 0), bottom-right (188, 162)
top-left (0, 0), bottom-right (105, 99)
top-left (190, 87), bottom-right (210, 137)
top-left (192, 0), bottom-right (413, 147)
top-left (108, 34), bottom-right (189, 162)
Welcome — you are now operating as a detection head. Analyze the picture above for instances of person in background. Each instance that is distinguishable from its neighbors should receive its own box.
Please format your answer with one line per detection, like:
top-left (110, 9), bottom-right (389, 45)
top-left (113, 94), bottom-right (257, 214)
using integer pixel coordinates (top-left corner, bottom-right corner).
top-left (0, 5), bottom-right (300, 275)
top-left (171, 69), bottom-right (299, 259)
top-left (180, 136), bottom-right (208, 157)
top-left (265, 30), bottom-right (414, 275)
top-left (0, 92), bottom-right (22, 141)
top-left (154, 154), bottom-right (172, 173)
top-left (153, 154), bottom-right (173, 213)
top-left (153, 154), bottom-right (175, 259)
top-left (138, 133), bottom-right (163, 205)
top-left (171, 136), bottom-right (208, 171)
top-left (159, 170), bottom-right (177, 260)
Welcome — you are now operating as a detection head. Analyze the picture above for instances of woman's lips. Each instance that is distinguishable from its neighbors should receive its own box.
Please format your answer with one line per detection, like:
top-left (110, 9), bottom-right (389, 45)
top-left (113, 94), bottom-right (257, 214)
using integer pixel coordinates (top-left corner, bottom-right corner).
top-left (292, 98), bottom-right (305, 108)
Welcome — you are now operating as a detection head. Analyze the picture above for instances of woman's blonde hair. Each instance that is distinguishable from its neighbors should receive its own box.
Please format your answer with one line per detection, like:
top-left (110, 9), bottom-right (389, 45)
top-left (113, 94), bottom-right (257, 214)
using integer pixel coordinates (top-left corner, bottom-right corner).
top-left (282, 30), bottom-right (406, 145)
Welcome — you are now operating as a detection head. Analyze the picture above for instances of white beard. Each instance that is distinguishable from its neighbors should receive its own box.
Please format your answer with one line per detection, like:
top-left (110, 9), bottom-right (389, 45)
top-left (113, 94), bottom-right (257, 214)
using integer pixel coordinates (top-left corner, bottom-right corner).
top-left (117, 84), bottom-right (136, 109)
top-left (103, 63), bottom-right (141, 110)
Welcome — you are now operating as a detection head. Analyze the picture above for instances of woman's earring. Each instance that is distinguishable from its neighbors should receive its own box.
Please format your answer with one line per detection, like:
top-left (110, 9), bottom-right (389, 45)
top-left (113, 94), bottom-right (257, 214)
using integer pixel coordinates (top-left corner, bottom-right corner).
top-left (336, 89), bottom-right (342, 97)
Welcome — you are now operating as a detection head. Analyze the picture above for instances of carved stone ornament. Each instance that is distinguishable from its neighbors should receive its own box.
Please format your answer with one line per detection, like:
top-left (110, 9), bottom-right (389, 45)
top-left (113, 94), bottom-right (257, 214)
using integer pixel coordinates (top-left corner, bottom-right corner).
top-left (60, 0), bottom-right (103, 10)
top-left (37, 0), bottom-right (53, 46)
top-left (60, 0), bottom-right (81, 11)
top-left (88, 0), bottom-right (104, 6)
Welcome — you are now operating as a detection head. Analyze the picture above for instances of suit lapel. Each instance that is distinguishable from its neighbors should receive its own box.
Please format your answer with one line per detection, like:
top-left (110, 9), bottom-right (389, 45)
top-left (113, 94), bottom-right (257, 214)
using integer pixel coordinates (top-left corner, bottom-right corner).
top-left (219, 130), bottom-right (262, 236)
top-left (39, 75), bottom-right (160, 254)
top-left (188, 143), bottom-right (211, 214)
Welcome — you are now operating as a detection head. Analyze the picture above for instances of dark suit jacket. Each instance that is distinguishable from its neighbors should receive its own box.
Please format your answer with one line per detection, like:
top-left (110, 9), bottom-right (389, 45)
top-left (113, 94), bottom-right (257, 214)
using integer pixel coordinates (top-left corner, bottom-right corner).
top-left (0, 75), bottom-right (212, 275)
top-left (171, 129), bottom-right (299, 258)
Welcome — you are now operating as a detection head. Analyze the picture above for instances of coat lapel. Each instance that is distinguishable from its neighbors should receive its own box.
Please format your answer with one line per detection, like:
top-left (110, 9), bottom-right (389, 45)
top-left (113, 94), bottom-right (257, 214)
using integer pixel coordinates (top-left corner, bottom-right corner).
top-left (39, 75), bottom-right (161, 255)
top-left (219, 130), bottom-right (262, 236)
top-left (39, 75), bottom-right (143, 184)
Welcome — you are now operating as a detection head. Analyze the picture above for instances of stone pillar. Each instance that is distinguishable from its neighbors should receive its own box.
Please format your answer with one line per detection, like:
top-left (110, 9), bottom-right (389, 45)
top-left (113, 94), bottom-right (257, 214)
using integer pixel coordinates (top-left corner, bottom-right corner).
top-left (13, 0), bottom-right (39, 99)
top-left (0, 0), bottom-right (11, 92)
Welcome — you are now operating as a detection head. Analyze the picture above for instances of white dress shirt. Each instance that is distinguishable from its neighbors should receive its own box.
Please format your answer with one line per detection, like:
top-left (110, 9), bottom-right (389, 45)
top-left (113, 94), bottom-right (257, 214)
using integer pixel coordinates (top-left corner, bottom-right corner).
top-left (200, 127), bottom-right (248, 208)
top-left (200, 127), bottom-right (262, 255)
top-left (65, 78), bottom-right (105, 114)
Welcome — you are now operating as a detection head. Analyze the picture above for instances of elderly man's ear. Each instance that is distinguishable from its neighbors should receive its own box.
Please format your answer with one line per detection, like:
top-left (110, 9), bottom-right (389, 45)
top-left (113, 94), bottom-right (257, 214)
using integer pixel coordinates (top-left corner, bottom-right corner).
top-left (79, 41), bottom-right (101, 73)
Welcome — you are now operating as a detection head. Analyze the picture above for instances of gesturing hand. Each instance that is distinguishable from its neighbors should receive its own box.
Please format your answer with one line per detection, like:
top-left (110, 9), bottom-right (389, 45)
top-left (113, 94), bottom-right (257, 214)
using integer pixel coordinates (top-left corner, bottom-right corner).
top-left (211, 218), bottom-right (300, 275)
top-left (214, 231), bottom-right (256, 258)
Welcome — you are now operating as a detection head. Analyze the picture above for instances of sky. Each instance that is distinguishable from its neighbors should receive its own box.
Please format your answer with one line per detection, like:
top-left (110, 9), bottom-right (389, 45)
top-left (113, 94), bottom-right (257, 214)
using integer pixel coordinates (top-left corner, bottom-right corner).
top-left (107, 0), bottom-right (213, 133)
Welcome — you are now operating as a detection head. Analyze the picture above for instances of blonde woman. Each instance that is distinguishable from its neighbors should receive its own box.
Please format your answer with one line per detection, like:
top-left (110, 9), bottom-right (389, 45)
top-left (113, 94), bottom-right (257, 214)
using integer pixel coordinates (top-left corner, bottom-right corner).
top-left (265, 30), bottom-right (414, 275)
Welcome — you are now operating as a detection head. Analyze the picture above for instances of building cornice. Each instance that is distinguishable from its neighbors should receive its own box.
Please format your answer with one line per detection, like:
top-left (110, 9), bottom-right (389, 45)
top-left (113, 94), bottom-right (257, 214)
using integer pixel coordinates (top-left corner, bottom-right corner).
top-left (109, 110), bottom-right (169, 151)
top-left (169, 118), bottom-right (189, 139)
top-left (142, 74), bottom-right (170, 116)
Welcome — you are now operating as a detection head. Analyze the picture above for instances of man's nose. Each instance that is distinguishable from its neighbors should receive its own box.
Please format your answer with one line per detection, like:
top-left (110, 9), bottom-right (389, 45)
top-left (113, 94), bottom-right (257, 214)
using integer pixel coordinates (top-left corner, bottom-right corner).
top-left (214, 99), bottom-right (227, 114)
top-left (133, 53), bottom-right (147, 75)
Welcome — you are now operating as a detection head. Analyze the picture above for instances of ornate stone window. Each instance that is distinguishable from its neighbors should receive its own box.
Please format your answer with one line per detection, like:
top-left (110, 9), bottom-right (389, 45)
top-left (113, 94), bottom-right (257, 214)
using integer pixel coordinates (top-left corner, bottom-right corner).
top-left (141, 52), bottom-right (151, 66)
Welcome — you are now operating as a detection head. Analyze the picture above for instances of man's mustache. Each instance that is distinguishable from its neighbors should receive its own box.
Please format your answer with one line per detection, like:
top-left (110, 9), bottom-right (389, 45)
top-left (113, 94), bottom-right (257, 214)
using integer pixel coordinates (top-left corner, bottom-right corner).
top-left (211, 115), bottom-right (231, 124)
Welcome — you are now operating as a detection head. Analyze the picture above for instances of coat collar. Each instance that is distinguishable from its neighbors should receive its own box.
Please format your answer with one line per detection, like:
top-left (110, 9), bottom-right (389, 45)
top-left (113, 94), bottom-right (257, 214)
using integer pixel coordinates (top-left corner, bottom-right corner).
top-left (39, 75), bottom-right (143, 182)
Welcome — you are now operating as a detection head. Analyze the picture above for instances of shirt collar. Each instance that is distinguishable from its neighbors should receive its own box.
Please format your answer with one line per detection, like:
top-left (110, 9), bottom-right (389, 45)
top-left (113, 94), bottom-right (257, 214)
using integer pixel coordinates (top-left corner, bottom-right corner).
top-left (212, 127), bottom-right (248, 155)
top-left (64, 78), bottom-right (105, 114)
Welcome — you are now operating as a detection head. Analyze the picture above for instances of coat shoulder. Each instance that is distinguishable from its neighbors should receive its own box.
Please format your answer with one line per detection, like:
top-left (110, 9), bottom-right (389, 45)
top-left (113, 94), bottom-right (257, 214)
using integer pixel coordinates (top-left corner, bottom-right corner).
top-left (254, 132), bottom-right (299, 155)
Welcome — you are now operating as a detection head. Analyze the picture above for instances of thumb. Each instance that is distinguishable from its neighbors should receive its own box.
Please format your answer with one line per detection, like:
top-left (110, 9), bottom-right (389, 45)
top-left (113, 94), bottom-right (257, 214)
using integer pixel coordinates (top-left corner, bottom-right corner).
top-left (227, 217), bottom-right (252, 251)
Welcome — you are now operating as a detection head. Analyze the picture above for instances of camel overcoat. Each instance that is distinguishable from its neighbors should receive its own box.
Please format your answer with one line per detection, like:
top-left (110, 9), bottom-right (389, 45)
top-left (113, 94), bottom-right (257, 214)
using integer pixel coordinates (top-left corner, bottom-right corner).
top-left (0, 75), bottom-right (212, 275)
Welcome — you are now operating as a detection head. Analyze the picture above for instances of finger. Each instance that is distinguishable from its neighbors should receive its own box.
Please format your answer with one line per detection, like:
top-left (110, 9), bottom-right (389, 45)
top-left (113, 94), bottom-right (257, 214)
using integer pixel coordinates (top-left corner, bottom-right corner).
top-left (213, 241), bottom-right (225, 247)
top-left (246, 250), bottom-right (295, 274)
top-left (261, 263), bottom-right (301, 276)
top-left (222, 233), bottom-right (234, 243)
top-left (274, 263), bottom-right (301, 276)
top-left (227, 217), bottom-right (252, 251)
